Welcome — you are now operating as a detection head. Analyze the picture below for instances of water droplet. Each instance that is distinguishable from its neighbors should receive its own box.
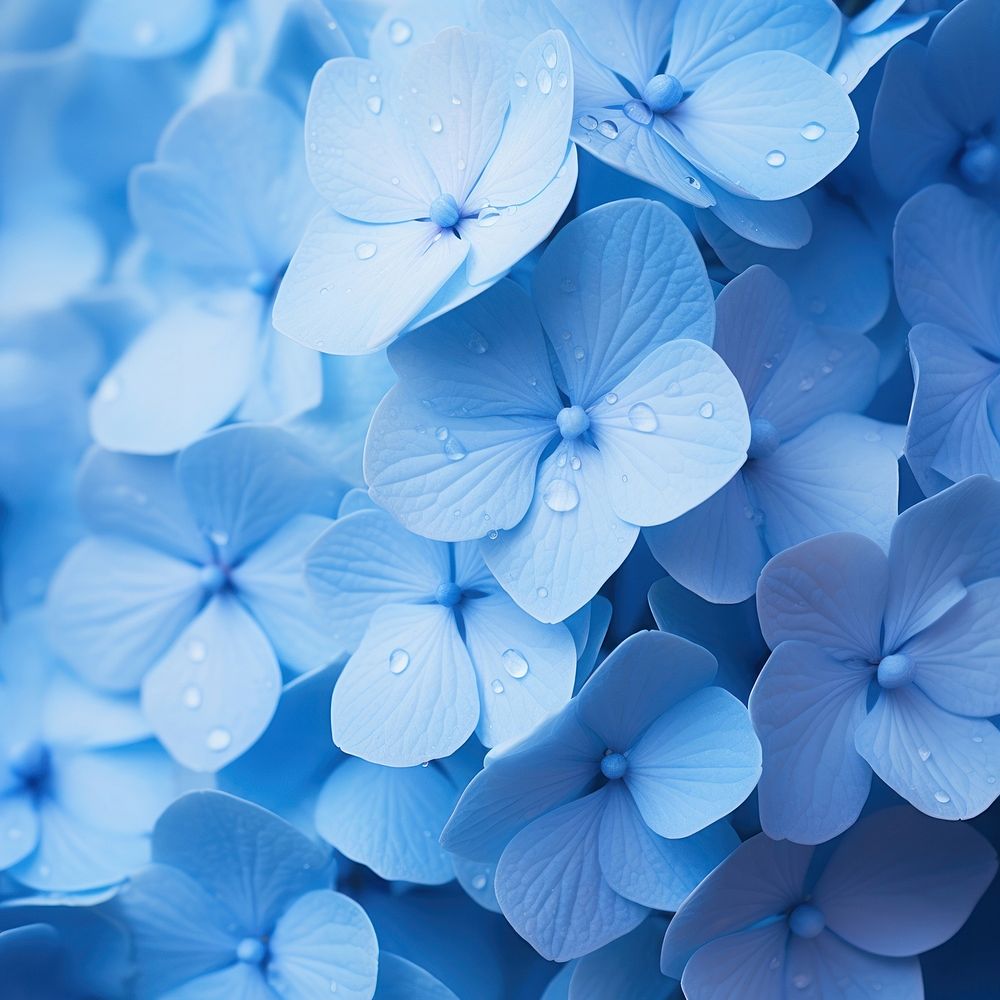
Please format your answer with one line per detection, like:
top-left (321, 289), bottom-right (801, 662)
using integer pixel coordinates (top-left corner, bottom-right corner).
top-left (578, 114), bottom-right (598, 131)
top-left (769, 957), bottom-right (781, 971)
top-left (543, 479), bottom-right (580, 512)
top-left (666, 381), bottom-right (681, 396)
top-left (792, 974), bottom-right (811, 990)
top-left (188, 638), bottom-right (207, 662)
top-left (536, 69), bottom-right (552, 94)
top-left (457, 158), bottom-right (466, 171)
top-left (597, 120), bottom-right (619, 140)
top-left (97, 377), bottom-right (120, 402)
top-left (183, 686), bottom-right (202, 709)
top-left (799, 376), bottom-right (815, 391)
top-left (451, 95), bottom-right (462, 105)
top-left (621, 474), bottom-right (628, 482)
top-left (513, 71), bottom-right (528, 88)
top-left (388, 18), bottom-right (412, 44)
top-left (918, 747), bottom-right (931, 761)
top-left (973, 735), bottom-right (984, 743)
top-left (536, 587), bottom-right (548, 598)
top-left (435, 427), bottom-right (448, 441)
top-left (686, 176), bottom-right (702, 190)
top-left (390, 176), bottom-right (400, 185)
top-left (766, 150), bottom-right (786, 167)
top-left (330, 982), bottom-right (338, 994)
top-left (466, 333), bottom-right (488, 354)
top-left (502, 649), bottom-right (529, 678)
top-left (821, 363), bottom-right (833, 375)
top-left (428, 114), bottom-right (443, 133)
top-left (355, 241), bottom-right (377, 260)
top-left (624, 100), bottom-right (652, 126)
top-left (368, 74), bottom-right (377, 83)
top-left (934, 790), bottom-right (951, 804)
top-left (838, 72), bottom-right (849, 86)
top-left (570, 456), bottom-right (581, 471)
top-left (801, 122), bottom-right (825, 141)
top-left (542, 42), bottom-right (558, 68)
top-left (488, 529), bottom-right (499, 540)
top-left (365, 95), bottom-right (382, 115)
top-left (605, 392), bottom-right (618, 405)
top-left (627, 402), bottom-right (658, 432)
top-left (477, 206), bottom-right (501, 228)
top-left (865, 430), bottom-right (881, 443)
top-left (573, 347), bottom-right (585, 361)
top-left (207, 728), bottom-right (232, 752)
top-left (472, 873), bottom-right (487, 890)
top-left (557, 71), bottom-right (568, 88)
top-left (699, 402), bottom-right (715, 419)
top-left (491, 679), bottom-right (505, 694)
top-left (389, 648), bottom-right (410, 674)
top-left (443, 437), bottom-right (466, 462)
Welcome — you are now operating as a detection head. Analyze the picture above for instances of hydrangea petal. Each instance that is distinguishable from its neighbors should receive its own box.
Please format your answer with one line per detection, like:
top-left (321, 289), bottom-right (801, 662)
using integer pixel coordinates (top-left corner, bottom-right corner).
top-left (749, 640), bottom-right (873, 844)
top-left (373, 952), bottom-right (460, 1000)
top-left (570, 915), bottom-right (675, 1000)
top-left (331, 603), bottom-right (478, 766)
top-left (78, 0), bottom-right (214, 58)
top-left (679, 922), bottom-right (791, 1000)
top-left (598, 783), bottom-right (738, 910)
top-left (663, 52), bottom-right (858, 201)
top-left (47, 537), bottom-right (203, 692)
top-left (813, 806), bottom-right (998, 957)
top-left (830, 10), bottom-right (929, 94)
top-left (268, 890), bottom-right (378, 1000)
top-left (141, 596), bottom-right (281, 772)
top-left (461, 591), bottom-right (576, 748)
top-left (0, 792), bottom-right (38, 869)
top-left (90, 293), bottom-right (260, 456)
top-left (667, 0), bottom-right (841, 88)
top-left (273, 211), bottom-right (469, 355)
top-left (494, 789), bottom-right (648, 961)
top-left (756, 532), bottom-right (888, 658)
top-left (315, 758), bottom-right (456, 884)
top-left (703, 189), bottom-right (812, 250)
top-left (305, 57), bottom-right (439, 223)
top-left (532, 199), bottom-right (715, 404)
top-left (591, 338), bottom-right (750, 526)
top-left (163, 962), bottom-right (273, 1000)
top-left (855, 685), bottom-right (1000, 820)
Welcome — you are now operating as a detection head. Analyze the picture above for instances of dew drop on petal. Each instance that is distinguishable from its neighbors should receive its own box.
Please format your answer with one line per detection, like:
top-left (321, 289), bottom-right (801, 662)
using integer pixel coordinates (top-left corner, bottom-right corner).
top-left (355, 241), bottom-right (377, 260)
top-left (365, 95), bottom-right (382, 115)
top-left (799, 376), bottom-right (815, 391)
top-left (502, 648), bottom-right (529, 678)
top-left (801, 122), bottom-right (825, 141)
top-left (605, 392), bottom-right (618, 405)
top-left (207, 728), bottom-right (232, 752)
top-left (536, 587), bottom-right (548, 598)
top-left (514, 71), bottom-right (528, 88)
top-left (388, 18), bottom-right (412, 44)
top-left (570, 456), bottom-right (581, 471)
top-left (183, 686), bottom-right (202, 709)
top-left (934, 790), bottom-right (951, 804)
top-left (466, 332), bottom-right (488, 354)
top-left (557, 71), bottom-right (568, 88)
top-left (435, 427), bottom-right (448, 441)
top-left (188, 638), bottom-right (207, 662)
top-left (686, 176), bottom-right (702, 190)
top-left (491, 679), bottom-right (505, 694)
top-left (443, 436), bottom-right (466, 461)
top-left (578, 114), bottom-right (598, 131)
top-left (627, 402), bottom-right (658, 432)
top-left (597, 120), bottom-right (619, 140)
top-left (472, 874), bottom-right (487, 890)
top-left (389, 648), bottom-right (410, 674)
top-left (428, 114), bottom-right (443, 133)
top-left (699, 401), bottom-right (715, 418)
top-left (766, 150), bottom-right (786, 167)
top-left (477, 207), bottom-right (501, 228)
top-left (543, 479), bottom-right (580, 512)
top-left (536, 68), bottom-right (552, 94)
top-left (918, 747), bottom-right (931, 761)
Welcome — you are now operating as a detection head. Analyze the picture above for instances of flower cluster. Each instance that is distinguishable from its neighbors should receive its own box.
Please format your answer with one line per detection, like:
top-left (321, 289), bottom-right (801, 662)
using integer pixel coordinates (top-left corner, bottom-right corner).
top-left (1, 0), bottom-right (998, 997)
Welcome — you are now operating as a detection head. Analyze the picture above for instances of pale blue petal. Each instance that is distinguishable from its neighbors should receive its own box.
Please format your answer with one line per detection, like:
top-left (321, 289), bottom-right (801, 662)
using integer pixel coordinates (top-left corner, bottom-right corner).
top-left (662, 53), bottom-right (857, 200)
top-left (813, 805), bottom-right (998, 957)
top-left (331, 603), bottom-right (478, 766)
top-left (78, 0), bottom-right (214, 57)
top-left (452, 857), bottom-right (501, 913)
top-left (532, 199), bottom-right (715, 404)
top-left (702, 189), bottom-right (812, 249)
top-left (273, 211), bottom-right (468, 354)
top-left (268, 890), bottom-right (378, 1000)
top-left (883, 476), bottom-right (1000, 648)
top-left (755, 532), bottom-right (888, 658)
top-left (440, 708), bottom-right (604, 862)
top-left (46, 537), bottom-right (203, 692)
top-left (90, 293), bottom-right (261, 455)
top-left (598, 783), bottom-right (737, 910)
top-left (231, 514), bottom-right (340, 674)
top-left (749, 640), bottom-right (872, 844)
top-left (576, 631), bottom-right (718, 751)
top-left (315, 758), bottom-right (457, 884)
top-left (482, 440), bottom-right (636, 623)
top-left (152, 791), bottom-right (331, 932)
top-left (682, 924), bottom-right (791, 1000)
top-left (0, 792), bottom-right (37, 869)
top-left (494, 789), bottom-right (648, 961)
top-left (368, 1), bottom-right (477, 71)
top-left (830, 10), bottom-right (929, 94)
top-left (141, 596), bottom-right (281, 772)
top-left (902, 579), bottom-right (1000, 716)
top-left (855, 686), bottom-right (1000, 819)
top-left (163, 963), bottom-right (272, 1000)
top-left (305, 57), bottom-right (439, 222)
top-left (462, 591), bottom-right (576, 748)
top-left (306, 509), bottom-right (449, 648)
top-left (667, 0), bottom-right (841, 87)
top-left (589, 338), bottom-right (750, 526)
top-left (570, 915), bottom-right (677, 1000)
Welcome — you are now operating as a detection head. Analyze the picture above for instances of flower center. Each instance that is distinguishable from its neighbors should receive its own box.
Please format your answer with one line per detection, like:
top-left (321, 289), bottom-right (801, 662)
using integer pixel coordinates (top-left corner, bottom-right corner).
top-left (600, 751), bottom-right (628, 780)
top-left (557, 405), bottom-right (590, 440)
top-left (236, 937), bottom-right (267, 964)
top-left (960, 138), bottom-right (1000, 186)
top-left (747, 418), bottom-right (780, 461)
top-left (789, 903), bottom-right (825, 939)
top-left (429, 193), bottom-right (461, 229)
top-left (199, 564), bottom-right (227, 594)
top-left (435, 581), bottom-right (463, 607)
top-left (877, 652), bottom-right (916, 690)
top-left (643, 74), bottom-right (684, 114)
top-left (6, 740), bottom-right (50, 785)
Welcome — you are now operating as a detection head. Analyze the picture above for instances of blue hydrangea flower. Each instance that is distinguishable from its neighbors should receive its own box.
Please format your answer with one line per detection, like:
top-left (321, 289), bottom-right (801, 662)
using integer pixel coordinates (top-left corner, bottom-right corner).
top-left (115, 790), bottom-right (379, 1000)
top-left (273, 25), bottom-right (577, 354)
top-left (894, 184), bottom-right (1000, 494)
top-left (483, 0), bottom-right (859, 248)
top-left (661, 806), bottom-right (997, 1000)
top-left (872, 0), bottom-right (1000, 200)
top-left (46, 425), bottom-right (343, 771)
top-left (750, 475), bottom-right (1000, 844)
top-left (0, 613), bottom-right (176, 892)
top-left (365, 199), bottom-right (750, 622)
top-left (645, 265), bottom-right (901, 604)
top-left (89, 89), bottom-right (322, 455)
top-left (441, 630), bottom-right (761, 961)
top-left (307, 507), bottom-right (578, 764)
